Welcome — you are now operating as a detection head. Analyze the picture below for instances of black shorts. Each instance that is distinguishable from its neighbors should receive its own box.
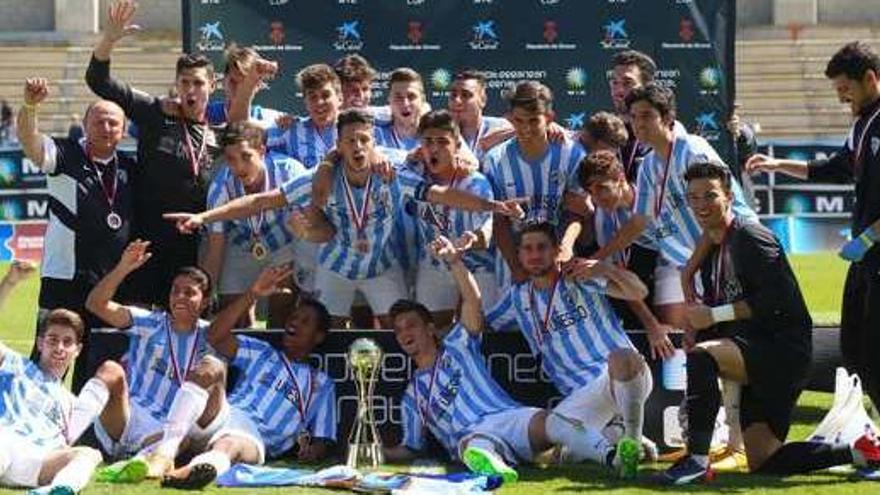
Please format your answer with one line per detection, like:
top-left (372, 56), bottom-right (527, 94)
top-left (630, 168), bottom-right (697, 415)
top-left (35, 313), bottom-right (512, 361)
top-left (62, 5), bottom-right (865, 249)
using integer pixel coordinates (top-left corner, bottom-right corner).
top-left (609, 244), bottom-right (657, 329)
top-left (731, 333), bottom-right (811, 441)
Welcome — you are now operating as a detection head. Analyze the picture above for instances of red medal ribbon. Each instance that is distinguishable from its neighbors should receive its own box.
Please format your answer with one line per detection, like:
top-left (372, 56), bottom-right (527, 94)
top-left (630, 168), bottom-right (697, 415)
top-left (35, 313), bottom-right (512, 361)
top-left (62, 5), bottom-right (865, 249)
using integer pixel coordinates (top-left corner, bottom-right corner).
top-left (181, 122), bottom-right (207, 179)
top-left (342, 172), bottom-right (373, 239)
top-left (528, 272), bottom-right (562, 348)
top-left (279, 352), bottom-right (315, 427)
top-left (417, 348), bottom-right (445, 427)
top-left (654, 139), bottom-right (676, 218)
top-left (165, 315), bottom-right (201, 385)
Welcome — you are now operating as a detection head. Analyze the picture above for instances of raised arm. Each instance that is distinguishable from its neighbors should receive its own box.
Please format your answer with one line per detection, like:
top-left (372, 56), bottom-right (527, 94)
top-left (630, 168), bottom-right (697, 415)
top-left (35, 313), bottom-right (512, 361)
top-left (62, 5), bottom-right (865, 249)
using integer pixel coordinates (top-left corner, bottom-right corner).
top-left (564, 258), bottom-right (648, 301)
top-left (590, 213), bottom-right (649, 262)
top-left (164, 189), bottom-right (288, 234)
top-left (208, 265), bottom-right (292, 359)
top-left (430, 236), bottom-right (482, 334)
top-left (226, 57), bottom-right (278, 124)
top-left (425, 185), bottom-right (526, 218)
top-left (16, 79), bottom-right (50, 167)
top-left (86, 240), bottom-right (152, 328)
top-left (0, 261), bottom-right (36, 313)
top-left (744, 154), bottom-right (810, 181)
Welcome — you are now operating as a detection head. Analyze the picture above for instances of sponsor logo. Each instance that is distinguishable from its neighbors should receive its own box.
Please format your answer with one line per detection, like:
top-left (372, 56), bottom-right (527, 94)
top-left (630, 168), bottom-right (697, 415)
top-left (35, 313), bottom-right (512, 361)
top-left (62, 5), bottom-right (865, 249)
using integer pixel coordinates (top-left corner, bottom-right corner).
top-left (390, 20), bottom-right (441, 51)
top-left (564, 112), bottom-right (586, 130)
top-left (661, 17), bottom-right (711, 49)
top-left (268, 0), bottom-right (289, 5)
top-left (600, 19), bottom-right (630, 49)
top-left (526, 20), bottom-right (577, 51)
top-left (253, 20), bottom-right (304, 52)
top-left (565, 67), bottom-right (587, 96)
top-left (334, 20), bottom-right (364, 51)
top-left (469, 20), bottom-right (500, 50)
top-left (430, 68), bottom-right (452, 94)
top-left (406, 0), bottom-right (426, 4)
top-left (196, 21), bottom-right (225, 52)
top-left (694, 112), bottom-right (721, 141)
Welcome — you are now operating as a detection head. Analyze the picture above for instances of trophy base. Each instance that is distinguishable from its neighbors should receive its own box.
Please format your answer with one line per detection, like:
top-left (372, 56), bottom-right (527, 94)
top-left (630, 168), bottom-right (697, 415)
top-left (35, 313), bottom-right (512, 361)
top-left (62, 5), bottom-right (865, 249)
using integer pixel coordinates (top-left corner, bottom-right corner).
top-left (346, 442), bottom-right (384, 470)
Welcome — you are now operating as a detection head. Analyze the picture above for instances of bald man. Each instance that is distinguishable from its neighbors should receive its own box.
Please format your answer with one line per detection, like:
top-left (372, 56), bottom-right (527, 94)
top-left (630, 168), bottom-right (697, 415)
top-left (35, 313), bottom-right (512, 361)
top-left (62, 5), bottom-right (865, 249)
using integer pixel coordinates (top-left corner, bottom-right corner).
top-left (17, 78), bottom-right (136, 392)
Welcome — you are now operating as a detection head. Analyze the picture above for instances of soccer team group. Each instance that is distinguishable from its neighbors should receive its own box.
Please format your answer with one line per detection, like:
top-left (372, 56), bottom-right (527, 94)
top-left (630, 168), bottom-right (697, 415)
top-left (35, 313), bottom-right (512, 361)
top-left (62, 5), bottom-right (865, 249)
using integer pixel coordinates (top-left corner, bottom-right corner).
top-left (4, 1), bottom-right (880, 493)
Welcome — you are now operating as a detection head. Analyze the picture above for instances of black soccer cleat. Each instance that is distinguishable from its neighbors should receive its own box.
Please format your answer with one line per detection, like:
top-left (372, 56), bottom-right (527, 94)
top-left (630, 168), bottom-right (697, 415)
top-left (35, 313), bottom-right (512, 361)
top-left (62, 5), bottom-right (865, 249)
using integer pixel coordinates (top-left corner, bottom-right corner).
top-left (160, 463), bottom-right (217, 490)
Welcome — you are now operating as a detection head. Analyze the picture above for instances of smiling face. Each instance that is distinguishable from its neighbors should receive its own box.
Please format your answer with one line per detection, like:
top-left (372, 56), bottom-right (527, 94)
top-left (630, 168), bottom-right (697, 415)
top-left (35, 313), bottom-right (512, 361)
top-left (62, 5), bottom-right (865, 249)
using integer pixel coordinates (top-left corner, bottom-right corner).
top-left (224, 140), bottom-right (266, 190)
top-left (37, 324), bottom-right (81, 379)
top-left (686, 176), bottom-right (732, 231)
top-left (392, 310), bottom-right (437, 360)
top-left (517, 230), bottom-right (559, 277)
top-left (304, 82), bottom-right (343, 127)
top-left (509, 107), bottom-right (551, 149)
top-left (84, 101), bottom-right (125, 156)
top-left (176, 67), bottom-right (214, 121)
top-left (628, 99), bottom-right (670, 144)
top-left (167, 274), bottom-right (209, 325)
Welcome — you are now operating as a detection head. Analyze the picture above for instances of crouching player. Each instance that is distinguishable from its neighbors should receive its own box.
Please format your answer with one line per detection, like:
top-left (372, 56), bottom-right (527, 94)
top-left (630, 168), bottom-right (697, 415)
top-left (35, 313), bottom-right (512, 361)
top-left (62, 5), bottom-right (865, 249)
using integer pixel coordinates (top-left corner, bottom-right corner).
top-left (487, 222), bottom-right (655, 478)
top-left (0, 262), bottom-right (105, 494)
top-left (162, 265), bottom-right (336, 489)
top-left (86, 241), bottom-right (229, 480)
top-left (384, 236), bottom-right (638, 482)
top-left (660, 162), bottom-right (880, 484)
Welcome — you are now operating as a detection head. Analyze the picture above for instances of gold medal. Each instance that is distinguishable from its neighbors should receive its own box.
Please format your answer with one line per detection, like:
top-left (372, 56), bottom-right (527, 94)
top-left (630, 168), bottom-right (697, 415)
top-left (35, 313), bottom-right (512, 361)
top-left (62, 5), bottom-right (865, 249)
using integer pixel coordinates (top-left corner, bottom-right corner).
top-left (251, 241), bottom-right (268, 260)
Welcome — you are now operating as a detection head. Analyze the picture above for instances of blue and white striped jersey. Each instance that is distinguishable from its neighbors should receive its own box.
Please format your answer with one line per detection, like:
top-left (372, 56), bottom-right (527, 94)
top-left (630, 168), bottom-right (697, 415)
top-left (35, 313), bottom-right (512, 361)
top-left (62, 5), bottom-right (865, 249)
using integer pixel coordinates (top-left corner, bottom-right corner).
top-left (0, 344), bottom-right (72, 450)
top-left (373, 122), bottom-right (421, 152)
top-left (205, 101), bottom-right (284, 129)
top-left (123, 308), bottom-right (214, 421)
top-left (280, 148), bottom-right (421, 280)
top-left (486, 277), bottom-right (634, 395)
top-left (400, 324), bottom-right (521, 458)
top-left (411, 169), bottom-right (495, 274)
top-left (483, 139), bottom-right (585, 229)
top-left (228, 336), bottom-right (336, 458)
top-left (266, 117), bottom-right (337, 169)
top-left (594, 203), bottom-right (656, 265)
top-left (207, 153), bottom-right (307, 254)
top-left (465, 116), bottom-right (511, 164)
top-left (634, 130), bottom-right (757, 267)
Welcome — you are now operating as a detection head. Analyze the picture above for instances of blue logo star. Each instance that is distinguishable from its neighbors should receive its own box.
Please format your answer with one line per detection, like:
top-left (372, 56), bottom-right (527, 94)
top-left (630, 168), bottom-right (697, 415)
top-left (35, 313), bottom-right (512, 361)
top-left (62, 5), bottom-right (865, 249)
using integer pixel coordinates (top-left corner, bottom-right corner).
top-left (473, 21), bottom-right (498, 40)
top-left (565, 112), bottom-right (586, 130)
top-left (199, 21), bottom-right (223, 41)
top-left (604, 19), bottom-right (627, 39)
top-left (696, 112), bottom-right (719, 131)
top-left (337, 21), bottom-right (361, 40)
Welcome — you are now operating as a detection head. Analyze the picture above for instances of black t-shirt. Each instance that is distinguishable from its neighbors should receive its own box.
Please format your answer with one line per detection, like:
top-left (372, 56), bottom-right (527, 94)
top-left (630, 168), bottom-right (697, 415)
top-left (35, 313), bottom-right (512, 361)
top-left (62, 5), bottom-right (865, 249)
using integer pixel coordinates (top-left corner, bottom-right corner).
top-left (619, 122), bottom-right (651, 185)
top-left (698, 218), bottom-right (812, 360)
top-left (86, 56), bottom-right (219, 246)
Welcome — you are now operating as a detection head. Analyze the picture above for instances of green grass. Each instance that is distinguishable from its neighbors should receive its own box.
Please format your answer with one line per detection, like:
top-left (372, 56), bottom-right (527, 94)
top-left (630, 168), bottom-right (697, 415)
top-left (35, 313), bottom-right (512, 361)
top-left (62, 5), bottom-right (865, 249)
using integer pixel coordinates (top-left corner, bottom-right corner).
top-left (0, 256), bottom-right (874, 494)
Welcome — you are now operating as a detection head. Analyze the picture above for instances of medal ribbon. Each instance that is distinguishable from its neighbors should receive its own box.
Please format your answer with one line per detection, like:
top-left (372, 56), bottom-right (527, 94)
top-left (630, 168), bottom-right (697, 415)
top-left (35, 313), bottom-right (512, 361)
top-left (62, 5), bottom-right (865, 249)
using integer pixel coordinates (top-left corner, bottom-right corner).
top-left (654, 139), bottom-right (675, 218)
top-left (425, 168), bottom-right (460, 234)
top-left (417, 348), bottom-right (445, 427)
top-left (623, 139), bottom-right (640, 180)
top-left (279, 352), bottom-right (315, 427)
top-left (181, 122), bottom-right (207, 178)
top-left (164, 315), bottom-right (201, 385)
top-left (528, 272), bottom-right (562, 348)
top-left (227, 166), bottom-right (269, 244)
top-left (342, 172), bottom-right (373, 238)
top-left (85, 145), bottom-right (119, 211)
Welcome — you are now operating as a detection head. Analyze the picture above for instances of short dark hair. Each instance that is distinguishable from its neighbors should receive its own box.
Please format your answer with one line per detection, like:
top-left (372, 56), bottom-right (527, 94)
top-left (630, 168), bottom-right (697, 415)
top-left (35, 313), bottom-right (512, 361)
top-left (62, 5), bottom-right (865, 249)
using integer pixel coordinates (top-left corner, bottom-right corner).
top-left (220, 120), bottom-right (266, 149)
top-left (579, 150), bottom-right (625, 189)
top-left (389, 299), bottom-right (434, 326)
top-left (611, 50), bottom-right (657, 84)
top-left (504, 80), bottom-right (553, 114)
top-left (297, 64), bottom-right (341, 93)
top-left (176, 53), bottom-right (214, 80)
top-left (825, 41), bottom-right (880, 81)
top-left (173, 266), bottom-right (212, 298)
top-left (295, 298), bottom-right (331, 335)
top-left (454, 69), bottom-right (487, 89)
top-left (683, 161), bottom-right (732, 191)
top-left (336, 107), bottom-right (374, 134)
top-left (418, 109), bottom-right (461, 141)
top-left (333, 54), bottom-right (377, 84)
top-left (40, 309), bottom-right (85, 342)
top-left (584, 111), bottom-right (628, 148)
top-left (516, 221), bottom-right (559, 247)
top-left (625, 83), bottom-right (676, 121)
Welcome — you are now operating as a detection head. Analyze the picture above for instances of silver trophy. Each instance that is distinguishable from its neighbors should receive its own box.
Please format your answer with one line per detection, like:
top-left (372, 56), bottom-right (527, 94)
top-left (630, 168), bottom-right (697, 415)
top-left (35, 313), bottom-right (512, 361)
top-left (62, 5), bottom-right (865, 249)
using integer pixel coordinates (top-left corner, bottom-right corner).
top-left (346, 338), bottom-right (384, 469)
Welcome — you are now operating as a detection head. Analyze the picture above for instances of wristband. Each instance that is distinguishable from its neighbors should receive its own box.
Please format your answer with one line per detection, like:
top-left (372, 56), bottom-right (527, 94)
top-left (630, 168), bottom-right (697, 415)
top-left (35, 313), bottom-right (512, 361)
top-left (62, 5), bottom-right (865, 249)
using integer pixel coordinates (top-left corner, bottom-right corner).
top-left (861, 228), bottom-right (880, 244)
top-left (22, 102), bottom-right (38, 111)
top-left (710, 304), bottom-right (736, 323)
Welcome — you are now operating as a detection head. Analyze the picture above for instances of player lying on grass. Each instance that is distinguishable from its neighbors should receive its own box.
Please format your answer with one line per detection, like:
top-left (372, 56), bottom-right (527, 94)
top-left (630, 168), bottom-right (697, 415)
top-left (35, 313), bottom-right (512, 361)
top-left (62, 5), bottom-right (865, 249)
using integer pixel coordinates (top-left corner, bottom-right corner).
top-left (86, 241), bottom-right (230, 481)
top-left (383, 236), bottom-right (642, 483)
top-left (486, 221), bottom-right (654, 478)
top-left (659, 162), bottom-right (880, 484)
top-left (0, 262), bottom-right (106, 495)
top-left (161, 266), bottom-right (336, 489)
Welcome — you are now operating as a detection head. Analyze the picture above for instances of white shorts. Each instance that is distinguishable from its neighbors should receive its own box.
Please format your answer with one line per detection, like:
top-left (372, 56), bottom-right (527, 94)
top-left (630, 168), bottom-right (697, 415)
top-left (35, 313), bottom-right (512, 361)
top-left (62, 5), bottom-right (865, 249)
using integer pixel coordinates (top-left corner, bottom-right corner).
top-left (459, 407), bottom-right (542, 465)
top-left (94, 400), bottom-right (230, 460)
top-left (0, 432), bottom-right (53, 488)
top-left (209, 406), bottom-right (266, 465)
top-left (654, 261), bottom-right (685, 306)
top-left (415, 261), bottom-right (499, 312)
top-left (314, 265), bottom-right (407, 317)
top-left (552, 365), bottom-right (618, 431)
top-left (218, 242), bottom-right (297, 295)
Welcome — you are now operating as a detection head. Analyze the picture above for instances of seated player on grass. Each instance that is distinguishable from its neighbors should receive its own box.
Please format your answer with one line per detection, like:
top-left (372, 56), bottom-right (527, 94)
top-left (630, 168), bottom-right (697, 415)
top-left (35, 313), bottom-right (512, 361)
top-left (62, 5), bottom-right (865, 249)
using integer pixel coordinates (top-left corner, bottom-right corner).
top-left (486, 222), bottom-right (655, 478)
top-left (0, 262), bottom-right (106, 495)
top-left (658, 162), bottom-right (880, 484)
top-left (161, 265), bottom-right (336, 489)
top-left (86, 241), bottom-right (229, 481)
top-left (383, 236), bottom-right (642, 483)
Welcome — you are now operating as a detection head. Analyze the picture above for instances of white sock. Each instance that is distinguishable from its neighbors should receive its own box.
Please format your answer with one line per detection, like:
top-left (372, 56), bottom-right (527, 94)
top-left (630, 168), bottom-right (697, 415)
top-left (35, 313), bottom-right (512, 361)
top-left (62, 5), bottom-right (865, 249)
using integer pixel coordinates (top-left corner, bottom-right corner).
top-left (546, 411), bottom-right (613, 464)
top-left (189, 450), bottom-right (232, 475)
top-left (721, 379), bottom-right (744, 450)
top-left (612, 365), bottom-right (653, 440)
top-left (67, 378), bottom-right (110, 443)
top-left (156, 381), bottom-right (209, 459)
top-left (0, 447), bottom-right (9, 478)
top-left (49, 448), bottom-right (102, 491)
